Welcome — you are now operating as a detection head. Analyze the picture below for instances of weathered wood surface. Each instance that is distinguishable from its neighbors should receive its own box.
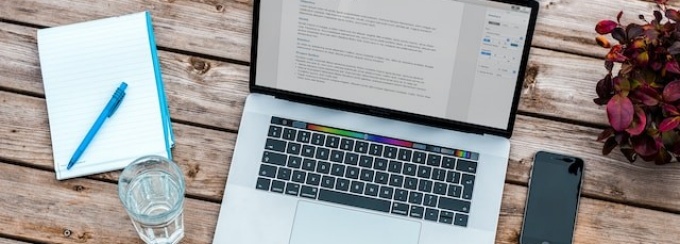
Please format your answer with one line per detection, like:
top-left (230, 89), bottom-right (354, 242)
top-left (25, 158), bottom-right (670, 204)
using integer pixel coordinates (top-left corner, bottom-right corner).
top-left (2, 0), bottom-right (680, 243)
top-left (0, 238), bottom-right (30, 244)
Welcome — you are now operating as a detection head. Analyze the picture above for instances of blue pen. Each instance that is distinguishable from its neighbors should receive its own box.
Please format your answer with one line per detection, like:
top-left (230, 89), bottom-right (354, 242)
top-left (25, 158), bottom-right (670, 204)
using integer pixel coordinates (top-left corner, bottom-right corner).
top-left (67, 82), bottom-right (128, 170)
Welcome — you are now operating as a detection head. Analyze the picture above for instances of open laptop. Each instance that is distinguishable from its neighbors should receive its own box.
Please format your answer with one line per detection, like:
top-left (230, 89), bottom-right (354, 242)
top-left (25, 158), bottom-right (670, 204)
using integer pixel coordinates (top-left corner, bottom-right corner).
top-left (214, 0), bottom-right (538, 243)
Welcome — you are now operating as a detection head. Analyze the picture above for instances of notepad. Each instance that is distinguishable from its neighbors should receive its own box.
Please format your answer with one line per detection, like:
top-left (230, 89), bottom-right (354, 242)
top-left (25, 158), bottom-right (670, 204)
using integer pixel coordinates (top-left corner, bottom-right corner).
top-left (37, 12), bottom-right (174, 180)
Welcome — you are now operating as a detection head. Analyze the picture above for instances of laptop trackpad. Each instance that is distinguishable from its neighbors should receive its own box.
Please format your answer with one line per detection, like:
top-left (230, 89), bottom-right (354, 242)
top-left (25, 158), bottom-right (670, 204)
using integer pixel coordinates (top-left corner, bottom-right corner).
top-left (289, 201), bottom-right (421, 244)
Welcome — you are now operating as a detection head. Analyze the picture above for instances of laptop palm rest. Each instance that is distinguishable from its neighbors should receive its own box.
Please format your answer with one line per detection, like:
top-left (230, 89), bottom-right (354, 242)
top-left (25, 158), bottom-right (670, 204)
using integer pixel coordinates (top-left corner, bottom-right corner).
top-left (289, 201), bottom-right (421, 244)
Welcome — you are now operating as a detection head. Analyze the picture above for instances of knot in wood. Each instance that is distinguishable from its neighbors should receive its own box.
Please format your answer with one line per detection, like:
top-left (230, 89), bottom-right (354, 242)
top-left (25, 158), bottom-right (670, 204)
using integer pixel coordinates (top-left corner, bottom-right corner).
top-left (216, 4), bottom-right (225, 12)
top-left (72, 185), bottom-right (86, 192)
top-left (63, 229), bottom-right (72, 237)
top-left (523, 65), bottom-right (539, 89)
top-left (190, 58), bottom-right (211, 74)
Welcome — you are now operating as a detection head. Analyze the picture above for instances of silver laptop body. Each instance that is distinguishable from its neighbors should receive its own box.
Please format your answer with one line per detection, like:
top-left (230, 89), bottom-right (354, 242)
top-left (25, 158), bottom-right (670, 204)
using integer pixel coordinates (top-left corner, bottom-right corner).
top-left (214, 0), bottom-right (538, 243)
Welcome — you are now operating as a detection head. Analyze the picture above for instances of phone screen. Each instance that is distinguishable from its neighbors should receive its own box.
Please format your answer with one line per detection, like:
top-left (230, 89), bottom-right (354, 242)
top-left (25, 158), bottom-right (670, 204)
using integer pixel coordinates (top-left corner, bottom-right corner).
top-left (520, 151), bottom-right (584, 244)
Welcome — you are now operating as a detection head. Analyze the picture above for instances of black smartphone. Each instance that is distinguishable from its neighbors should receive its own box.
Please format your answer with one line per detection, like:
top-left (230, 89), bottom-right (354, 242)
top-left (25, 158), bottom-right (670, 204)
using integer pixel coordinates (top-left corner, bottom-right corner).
top-left (520, 151), bottom-right (584, 244)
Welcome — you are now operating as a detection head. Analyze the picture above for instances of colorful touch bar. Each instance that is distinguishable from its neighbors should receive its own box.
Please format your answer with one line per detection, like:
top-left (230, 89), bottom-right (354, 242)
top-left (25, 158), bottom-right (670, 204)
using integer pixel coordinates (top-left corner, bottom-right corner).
top-left (272, 117), bottom-right (478, 160)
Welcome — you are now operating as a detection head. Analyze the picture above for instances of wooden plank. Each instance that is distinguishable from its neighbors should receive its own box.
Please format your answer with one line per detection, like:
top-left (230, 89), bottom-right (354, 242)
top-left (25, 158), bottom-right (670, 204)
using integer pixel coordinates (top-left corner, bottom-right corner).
top-left (0, 162), bottom-right (219, 243)
top-left (1, 0), bottom-right (672, 61)
top-left (0, 91), bottom-right (231, 201)
top-left (0, 22), bottom-right (250, 131)
top-left (3, 90), bottom-right (680, 212)
top-left (496, 184), bottom-right (680, 244)
top-left (0, 238), bottom-right (30, 244)
top-left (0, 160), bottom-right (676, 243)
top-left (0, 0), bottom-right (253, 62)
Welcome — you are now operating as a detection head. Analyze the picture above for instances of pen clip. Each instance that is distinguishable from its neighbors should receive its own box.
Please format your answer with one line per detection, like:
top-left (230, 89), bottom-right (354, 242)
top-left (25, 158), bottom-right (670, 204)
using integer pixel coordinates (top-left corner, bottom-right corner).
top-left (108, 83), bottom-right (127, 117)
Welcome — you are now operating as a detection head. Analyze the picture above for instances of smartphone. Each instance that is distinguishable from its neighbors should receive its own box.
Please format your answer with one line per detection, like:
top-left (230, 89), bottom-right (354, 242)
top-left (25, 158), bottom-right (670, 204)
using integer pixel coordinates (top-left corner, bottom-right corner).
top-left (520, 151), bottom-right (584, 244)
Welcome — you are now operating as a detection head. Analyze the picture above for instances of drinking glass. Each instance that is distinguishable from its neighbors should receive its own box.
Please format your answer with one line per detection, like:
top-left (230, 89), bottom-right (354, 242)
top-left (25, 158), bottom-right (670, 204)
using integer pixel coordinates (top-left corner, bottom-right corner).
top-left (118, 155), bottom-right (186, 244)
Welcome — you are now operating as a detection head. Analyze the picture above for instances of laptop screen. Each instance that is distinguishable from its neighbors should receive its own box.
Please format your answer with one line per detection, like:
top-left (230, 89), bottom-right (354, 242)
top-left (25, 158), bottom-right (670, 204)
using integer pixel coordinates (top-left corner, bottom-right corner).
top-left (253, 0), bottom-right (536, 134)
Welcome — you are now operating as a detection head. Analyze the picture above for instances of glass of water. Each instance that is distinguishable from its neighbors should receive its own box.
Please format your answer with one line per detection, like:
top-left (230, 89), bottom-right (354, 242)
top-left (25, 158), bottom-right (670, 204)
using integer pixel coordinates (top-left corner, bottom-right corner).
top-left (118, 155), bottom-right (186, 244)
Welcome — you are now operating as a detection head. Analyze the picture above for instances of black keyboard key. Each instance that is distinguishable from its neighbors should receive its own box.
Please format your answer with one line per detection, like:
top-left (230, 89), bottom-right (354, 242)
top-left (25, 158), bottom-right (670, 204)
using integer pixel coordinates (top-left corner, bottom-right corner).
top-left (427, 154), bottom-right (441, 166)
top-left (331, 164), bottom-right (346, 177)
top-left (379, 186), bottom-right (394, 199)
top-left (301, 145), bottom-right (316, 158)
top-left (369, 144), bottom-right (383, 156)
top-left (318, 189), bottom-right (390, 213)
top-left (321, 176), bottom-right (335, 189)
top-left (404, 177), bottom-right (418, 190)
top-left (317, 161), bottom-right (331, 174)
top-left (434, 182), bottom-right (447, 195)
top-left (340, 138), bottom-right (355, 151)
top-left (391, 202), bottom-right (409, 216)
top-left (417, 165), bottom-right (432, 178)
top-left (350, 181), bottom-right (365, 194)
top-left (410, 206), bottom-right (424, 219)
top-left (440, 211), bottom-right (454, 224)
top-left (398, 149), bottom-right (412, 161)
top-left (360, 169), bottom-right (375, 182)
top-left (311, 133), bottom-right (325, 146)
top-left (383, 146), bottom-right (398, 159)
top-left (432, 168), bottom-right (446, 181)
top-left (446, 171), bottom-right (461, 184)
top-left (264, 138), bottom-right (286, 152)
top-left (388, 161), bottom-right (403, 173)
top-left (457, 160), bottom-right (478, 173)
top-left (419, 179), bottom-right (433, 193)
top-left (326, 136), bottom-right (340, 148)
top-left (394, 189), bottom-right (408, 202)
top-left (296, 131), bottom-right (311, 143)
top-left (277, 168), bottom-right (292, 181)
top-left (447, 185), bottom-right (462, 198)
top-left (389, 174), bottom-right (404, 187)
top-left (300, 185), bottom-right (319, 199)
top-left (271, 180), bottom-right (285, 193)
top-left (408, 192), bottom-right (423, 205)
top-left (256, 177), bottom-right (271, 191)
top-left (271, 117), bottom-right (286, 125)
top-left (258, 164), bottom-right (277, 178)
top-left (330, 150), bottom-right (345, 163)
top-left (315, 148), bottom-right (330, 160)
top-left (307, 173), bottom-right (321, 186)
top-left (282, 128), bottom-right (297, 140)
top-left (454, 213), bottom-right (469, 227)
top-left (262, 151), bottom-right (287, 166)
top-left (423, 194), bottom-right (438, 207)
top-left (302, 159), bottom-right (316, 171)
top-left (461, 174), bottom-right (475, 200)
top-left (288, 156), bottom-right (302, 169)
top-left (412, 151), bottom-right (426, 164)
top-left (374, 172), bottom-right (389, 184)
top-left (336, 178), bottom-right (350, 191)
top-left (374, 158), bottom-right (388, 171)
top-left (425, 208), bottom-right (439, 222)
top-left (365, 183), bottom-right (379, 196)
top-left (285, 182), bottom-right (300, 196)
top-left (403, 163), bottom-right (417, 176)
top-left (268, 125), bottom-right (282, 138)
top-left (292, 170), bottom-right (306, 183)
top-left (346, 166), bottom-right (360, 179)
top-left (355, 141), bottom-right (369, 153)
top-left (442, 157), bottom-right (456, 169)
top-left (344, 152), bottom-right (359, 165)
top-left (439, 197), bottom-right (471, 213)
top-left (359, 156), bottom-right (373, 168)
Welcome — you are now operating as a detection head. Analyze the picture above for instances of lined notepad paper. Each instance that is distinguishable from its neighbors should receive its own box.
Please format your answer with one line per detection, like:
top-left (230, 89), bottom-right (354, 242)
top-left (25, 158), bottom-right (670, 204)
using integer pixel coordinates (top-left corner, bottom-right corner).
top-left (38, 12), bottom-right (174, 180)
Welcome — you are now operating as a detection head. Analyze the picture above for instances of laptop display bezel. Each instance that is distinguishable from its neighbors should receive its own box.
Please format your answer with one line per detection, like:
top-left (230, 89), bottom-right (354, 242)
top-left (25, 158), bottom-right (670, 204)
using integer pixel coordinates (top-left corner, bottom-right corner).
top-left (249, 0), bottom-right (540, 138)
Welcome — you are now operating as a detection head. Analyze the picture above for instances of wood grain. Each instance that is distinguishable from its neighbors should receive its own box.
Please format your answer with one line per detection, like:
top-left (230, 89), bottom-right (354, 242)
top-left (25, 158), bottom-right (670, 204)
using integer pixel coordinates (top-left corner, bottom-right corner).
top-left (0, 0), bottom-right (253, 62)
top-left (0, 162), bottom-right (219, 244)
top-left (0, 91), bottom-right (231, 201)
top-left (0, 238), bottom-right (30, 244)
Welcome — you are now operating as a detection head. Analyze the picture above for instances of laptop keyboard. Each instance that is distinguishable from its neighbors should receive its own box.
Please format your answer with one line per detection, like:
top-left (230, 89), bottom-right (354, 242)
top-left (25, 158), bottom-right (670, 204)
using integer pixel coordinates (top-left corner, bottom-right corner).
top-left (255, 117), bottom-right (479, 227)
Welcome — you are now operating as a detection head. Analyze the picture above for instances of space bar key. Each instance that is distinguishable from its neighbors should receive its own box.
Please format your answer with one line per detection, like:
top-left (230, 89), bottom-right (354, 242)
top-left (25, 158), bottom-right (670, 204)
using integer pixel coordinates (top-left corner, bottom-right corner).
top-left (318, 189), bottom-right (391, 213)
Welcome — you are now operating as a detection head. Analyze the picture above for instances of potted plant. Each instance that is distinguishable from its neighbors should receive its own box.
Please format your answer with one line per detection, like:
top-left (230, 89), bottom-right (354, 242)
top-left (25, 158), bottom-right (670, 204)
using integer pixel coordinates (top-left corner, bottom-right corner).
top-left (594, 0), bottom-right (680, 164)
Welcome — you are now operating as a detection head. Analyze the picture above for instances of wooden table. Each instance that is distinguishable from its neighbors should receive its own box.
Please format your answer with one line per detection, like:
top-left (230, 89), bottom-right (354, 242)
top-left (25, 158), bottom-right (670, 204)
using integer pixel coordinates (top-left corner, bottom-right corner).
top-left (1, 0), bottom-right (679, 243)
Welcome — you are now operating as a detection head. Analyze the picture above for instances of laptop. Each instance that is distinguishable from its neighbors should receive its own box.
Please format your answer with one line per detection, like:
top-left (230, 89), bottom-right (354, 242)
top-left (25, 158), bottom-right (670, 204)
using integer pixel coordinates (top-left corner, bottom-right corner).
top-left (214, 0), bottom-right (538, 243)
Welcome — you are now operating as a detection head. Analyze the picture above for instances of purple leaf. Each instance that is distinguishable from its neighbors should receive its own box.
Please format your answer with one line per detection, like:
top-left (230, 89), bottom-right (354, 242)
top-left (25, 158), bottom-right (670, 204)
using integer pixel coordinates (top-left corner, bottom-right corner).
top-left (663, 80), bottom-right (680, 102)
top-left (668, 42), bottom-right (680, 55)
top-left (596, 74), bottom-right (613, 99)
top-left (626, 24), bottom-right (644, 39)
top-left (655, 10), bottom-right (663, 22)
top-left (596, 20), bottom-right (618, 34)
top-left (611, 28), bottom-right (627, 44)
top-left (603, 137), bottom-right (618, 155)
top-left (659, 116), bottom-right (680, 132)
top-left (620, 148), bottom-right (637, 162)
top-left (606, 94), bottom-right (635, 131)
top-left (597, 128), bottom-right (615, 142)
top-left (666, 60), bottom-right (680, 74)
top-left (626, 107), bottom-right (647, 136)
top-left (631, 135), bottom-right (658, 157)
top-left (663, 103), bottom-right (680, 116)
top-left (667, 9), bottom-right (680, 22)
top-left (617, 11), bottom-right (623, 24)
